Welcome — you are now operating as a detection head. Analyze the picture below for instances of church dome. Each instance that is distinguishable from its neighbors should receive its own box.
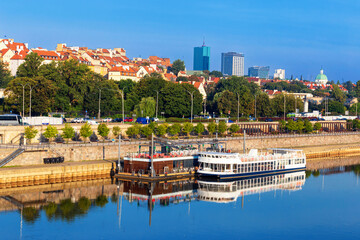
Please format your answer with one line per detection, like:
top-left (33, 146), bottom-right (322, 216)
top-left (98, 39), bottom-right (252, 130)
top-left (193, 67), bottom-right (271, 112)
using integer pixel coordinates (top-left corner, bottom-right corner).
top-left (315, 68), bottom-right (328, 83)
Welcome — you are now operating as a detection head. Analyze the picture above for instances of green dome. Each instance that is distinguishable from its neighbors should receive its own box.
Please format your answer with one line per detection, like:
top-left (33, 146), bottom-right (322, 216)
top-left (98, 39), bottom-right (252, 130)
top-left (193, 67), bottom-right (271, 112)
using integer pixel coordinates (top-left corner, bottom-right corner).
top-left (316, 74), bottom-right (328, 81)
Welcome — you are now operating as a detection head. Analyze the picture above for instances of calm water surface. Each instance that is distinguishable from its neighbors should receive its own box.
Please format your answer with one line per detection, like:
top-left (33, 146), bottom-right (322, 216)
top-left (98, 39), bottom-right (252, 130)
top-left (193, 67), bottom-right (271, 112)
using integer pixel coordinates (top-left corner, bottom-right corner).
top-left (1, 167), bottom-right (360, 240)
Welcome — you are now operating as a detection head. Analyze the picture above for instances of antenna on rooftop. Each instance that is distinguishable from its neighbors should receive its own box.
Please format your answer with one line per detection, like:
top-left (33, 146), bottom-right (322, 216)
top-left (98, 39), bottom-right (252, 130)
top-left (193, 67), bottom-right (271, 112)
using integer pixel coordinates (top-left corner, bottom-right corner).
top-left (202, 36), bottom-right (205, 47)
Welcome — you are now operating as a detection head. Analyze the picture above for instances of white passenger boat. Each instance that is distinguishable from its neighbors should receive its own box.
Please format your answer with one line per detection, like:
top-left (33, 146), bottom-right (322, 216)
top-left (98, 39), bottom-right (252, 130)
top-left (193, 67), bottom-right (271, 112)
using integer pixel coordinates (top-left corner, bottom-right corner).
top-left (197, 148), bottom-right (306, 180)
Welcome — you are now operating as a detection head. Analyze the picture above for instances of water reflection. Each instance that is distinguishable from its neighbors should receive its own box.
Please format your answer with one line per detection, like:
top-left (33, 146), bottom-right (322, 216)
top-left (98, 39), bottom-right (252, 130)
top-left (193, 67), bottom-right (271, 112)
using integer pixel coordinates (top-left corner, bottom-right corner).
top-left (1, 165), bottom-right (360, 227)
top-left (197, 171), bottom-right (306, 203)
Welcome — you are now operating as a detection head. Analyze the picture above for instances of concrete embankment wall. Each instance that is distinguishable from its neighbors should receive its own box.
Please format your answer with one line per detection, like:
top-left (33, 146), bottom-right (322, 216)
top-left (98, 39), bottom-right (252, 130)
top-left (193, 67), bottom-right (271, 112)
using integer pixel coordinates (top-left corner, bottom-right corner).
top-left (225, 134), bottom-right (360, 153)
top-left (0, 161), bottom-right (113, 188)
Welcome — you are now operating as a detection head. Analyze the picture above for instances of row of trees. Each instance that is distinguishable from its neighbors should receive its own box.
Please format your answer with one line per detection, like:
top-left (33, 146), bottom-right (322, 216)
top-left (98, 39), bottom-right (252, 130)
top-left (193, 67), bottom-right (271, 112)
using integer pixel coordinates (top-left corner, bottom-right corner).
top-left (125, 121), bottom-right (241, 138)
top-left (24, 123), bottom-right (120, 143)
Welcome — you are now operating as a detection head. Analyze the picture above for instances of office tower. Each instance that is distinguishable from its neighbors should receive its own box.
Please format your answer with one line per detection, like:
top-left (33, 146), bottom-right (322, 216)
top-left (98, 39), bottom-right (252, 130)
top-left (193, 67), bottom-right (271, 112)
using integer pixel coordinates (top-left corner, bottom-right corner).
top-left (248, 66), bottom-right (270, 79)
top-left (193, 42), bottom-right (210, 71)
top-left (274, 69), bottom-right (285, 80)
top-left (221, 52), bottom-right (245, 76)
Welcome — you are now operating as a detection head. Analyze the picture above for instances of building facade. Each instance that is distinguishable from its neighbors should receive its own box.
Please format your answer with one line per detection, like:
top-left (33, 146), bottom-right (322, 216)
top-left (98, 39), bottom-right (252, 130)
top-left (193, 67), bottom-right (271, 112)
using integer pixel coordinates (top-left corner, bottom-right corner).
top-left (248, 66), bottom-right (270, 79)
top-left (221, 52), bottom-right (244, 76)
top-left (193, 45), bottom-right (210, 71)
top-left (274, 69), bottom-right (285, 80)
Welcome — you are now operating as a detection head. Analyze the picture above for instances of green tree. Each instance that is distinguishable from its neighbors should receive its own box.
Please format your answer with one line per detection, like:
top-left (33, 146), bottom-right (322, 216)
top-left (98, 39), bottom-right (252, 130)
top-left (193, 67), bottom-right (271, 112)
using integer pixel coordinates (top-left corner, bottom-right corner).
top-left (167, 123), bottom-right (181, 136)
top-left (331, 84), bottom-right (346, 103)
top-left (62, 123), bottom-right (75, 143)
top-left (0, 61), bottom-right (12, 88)
top-left (229, 124), bottom-right (240, 134)
top-left (304, 119), bottom-right (313, 133)
top-left (157, 124), bottom-right (168, 136)
top-left (112, 126), bottom-right (121, 138)
top-left (194, 123), bottom-right (205, 136)
top-left (209, 71), bottom-right (223, 77)
top-left (286, 119), bottom-right (297, 133)
top-left (141, 126), bottom-right (153, 138)
top-left (126, 124), bottom-right (141, 138)
top-left (279, 120), bottom-right (286, 133)
top-left (207, 122), bottom-right (217, 136)
top-left (6, 76), bottom-right (58, 115)
top-left (16, 52), bottom-right (44, 77)
top-left (176, 76), bottom-right (188, 82)
top-left (296, 119), bottom-right (305, 133)
top-left (24, 126), bottom-right (38, 143)
top-left (43, 125), bottom-right (58, 141)
top-left (97, 123), bottom-right (110, 140)
top-left (328, 100), bottom-right (345, 114)
top-left (159, 83), bottom-right (203, 117)
top-left (314, 122), bottom-right (322, 132)
top-left (182, 122), bottom-right (193, 136)
top-left (171, 59), bottom-right (185, 76)
top-left (218, 121), bottom-right (227, 135)
top-left (80, 123), bottom-right (92, 142)
top-left (135, 97), bottom-right (156, 117)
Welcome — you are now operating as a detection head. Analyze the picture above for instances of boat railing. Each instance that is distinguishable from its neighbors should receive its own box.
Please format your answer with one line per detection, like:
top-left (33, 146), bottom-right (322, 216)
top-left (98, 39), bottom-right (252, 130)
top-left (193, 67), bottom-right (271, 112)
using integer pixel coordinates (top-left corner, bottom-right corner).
top-left (126, 149), bottom-right (198, 159)
top-left (238, 152), bottom-right (305, 163)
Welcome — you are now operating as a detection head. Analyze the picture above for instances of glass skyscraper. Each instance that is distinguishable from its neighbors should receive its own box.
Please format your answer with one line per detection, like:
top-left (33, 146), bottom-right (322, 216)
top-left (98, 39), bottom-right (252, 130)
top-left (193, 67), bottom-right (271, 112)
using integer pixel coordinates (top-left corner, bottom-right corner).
top-left (221, 52), bottom-right (244, 76)
top-left (248, 66), bottom-right (270, 79)
top-left (193, 44), bottom-right (210, 71)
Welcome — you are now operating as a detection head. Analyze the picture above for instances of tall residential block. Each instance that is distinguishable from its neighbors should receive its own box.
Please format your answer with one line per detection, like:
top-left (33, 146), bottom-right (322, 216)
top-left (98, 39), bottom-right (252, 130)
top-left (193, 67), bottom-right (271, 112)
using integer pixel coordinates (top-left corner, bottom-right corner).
top-left (221, 52), bottom-right (244, 76)
top-left (274, 69), bottom-right (285, 80)
top-left (193, 44), bottom-right (210, 71)
top-left (248, 66), bottom-right (270, 79)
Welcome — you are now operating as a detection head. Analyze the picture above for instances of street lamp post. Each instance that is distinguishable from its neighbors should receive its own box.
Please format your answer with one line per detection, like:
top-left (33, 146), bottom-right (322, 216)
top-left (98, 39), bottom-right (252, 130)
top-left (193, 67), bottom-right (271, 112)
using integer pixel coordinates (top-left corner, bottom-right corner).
top-left (29, 84), bottom-right (38, 118)
top-left (237, 93), bottom-right (240, 123)
top-left (254, 94), bottom-right (257, 120)
top-left (98, 88), bottom-right (102, 120)
top-left (186, 90), bottom-right (195, 123)
top-left (154, 90), bottom-right (159, 119)
top-left (283, 94), bottom-right (286, 121)
top-left (18, 83), bottom-right (28, 121)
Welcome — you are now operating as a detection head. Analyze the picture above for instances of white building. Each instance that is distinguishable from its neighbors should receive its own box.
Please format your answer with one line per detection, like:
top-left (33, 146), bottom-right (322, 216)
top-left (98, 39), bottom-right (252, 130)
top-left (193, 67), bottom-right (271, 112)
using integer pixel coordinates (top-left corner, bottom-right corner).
top-left (221, 52), bottom-right (244, 76)
top-left (274, 69), bottom-right (285, 80)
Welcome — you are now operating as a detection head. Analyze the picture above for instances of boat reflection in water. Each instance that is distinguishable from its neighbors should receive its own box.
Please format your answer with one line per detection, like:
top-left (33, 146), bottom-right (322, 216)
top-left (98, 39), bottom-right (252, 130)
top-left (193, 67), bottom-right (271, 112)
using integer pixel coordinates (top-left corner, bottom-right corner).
top-left (197, 171), bottom-right (306, 203)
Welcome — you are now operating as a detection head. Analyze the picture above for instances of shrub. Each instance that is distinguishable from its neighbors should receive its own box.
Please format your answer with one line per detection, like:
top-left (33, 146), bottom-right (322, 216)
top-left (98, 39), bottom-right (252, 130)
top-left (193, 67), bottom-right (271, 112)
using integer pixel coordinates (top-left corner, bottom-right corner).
top-left (166, 117), bottom-right (190, 123)
top-left (314, 122), bottom-right (322, 131)
top-left (182, 122), bottom-right (193, 136)
top-left (157, 124), bottom-right (167, 136)
top-left (207, 122), bottom-right (217, 135)
top-left (55, 134), bottom-right (64, 143)
top-left (112, 126), bottom-right (121, 138)
top-left (43, 125), bottom-right (59, 141)
top-left (80, 123), bottom-right (92, 142)
top-left (167, 123), bottom-right (182, 136)
top-left (126, 124), bottom-right (141, 138)
top-left (24, 126), bottom-right (38, 143)
top-left (304, 119), bottom-right (313, 133)
top-left (97, 123), bottom-right (110, 140)
top-left (194, 123), bottom-right (205, 136)
top-left (141, 126), bottom-right (153, 137)
top-left (229, 124), bottom-right (240, 134)
top-left (62, 123), bottom-right (75, 143)
top-left (218, 121), bottom-right (227, 135)
top-left (89, 132), bottom-right (99, 142)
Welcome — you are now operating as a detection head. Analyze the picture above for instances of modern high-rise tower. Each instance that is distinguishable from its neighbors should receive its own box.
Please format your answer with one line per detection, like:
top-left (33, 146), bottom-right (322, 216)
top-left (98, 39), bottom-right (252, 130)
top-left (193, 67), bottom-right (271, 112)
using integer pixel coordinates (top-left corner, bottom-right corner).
top-left (221, 52), bottom-right (244, 76)
top-left (193, 42), bottom-right (210, 71)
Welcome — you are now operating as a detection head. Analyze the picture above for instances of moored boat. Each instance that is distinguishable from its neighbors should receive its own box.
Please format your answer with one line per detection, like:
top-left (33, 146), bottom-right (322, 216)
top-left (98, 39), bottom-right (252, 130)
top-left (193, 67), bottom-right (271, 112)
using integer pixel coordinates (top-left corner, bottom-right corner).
top-left (197, 148), bottom-right (306, 180)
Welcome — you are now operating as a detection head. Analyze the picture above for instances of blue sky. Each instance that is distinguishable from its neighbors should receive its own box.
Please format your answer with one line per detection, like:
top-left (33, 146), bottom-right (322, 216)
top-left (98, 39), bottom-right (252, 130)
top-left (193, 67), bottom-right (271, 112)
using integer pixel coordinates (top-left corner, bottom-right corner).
top-left (1, 0), bottom-right (360, 82)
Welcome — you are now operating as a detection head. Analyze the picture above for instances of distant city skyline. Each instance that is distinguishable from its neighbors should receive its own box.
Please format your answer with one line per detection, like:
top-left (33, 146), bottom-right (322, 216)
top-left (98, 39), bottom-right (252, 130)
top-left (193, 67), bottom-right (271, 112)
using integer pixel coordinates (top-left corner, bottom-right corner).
top-left (1, 0), bottom-right (359, 82)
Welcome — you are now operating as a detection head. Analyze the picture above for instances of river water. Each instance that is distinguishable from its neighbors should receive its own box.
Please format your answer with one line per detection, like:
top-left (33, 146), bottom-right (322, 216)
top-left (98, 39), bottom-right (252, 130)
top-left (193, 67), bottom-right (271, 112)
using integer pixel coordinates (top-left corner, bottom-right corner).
top-left (1, 166), bottom-right (360, 240)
